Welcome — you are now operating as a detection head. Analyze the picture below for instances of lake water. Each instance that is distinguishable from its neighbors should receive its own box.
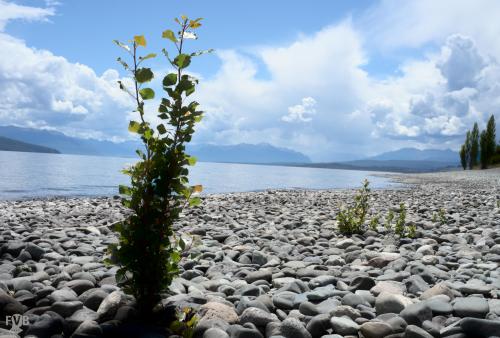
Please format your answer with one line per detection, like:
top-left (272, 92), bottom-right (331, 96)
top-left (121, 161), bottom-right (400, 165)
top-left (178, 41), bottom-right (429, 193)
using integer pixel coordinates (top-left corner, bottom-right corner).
top-left (0, 151), bottom-right (402, 200)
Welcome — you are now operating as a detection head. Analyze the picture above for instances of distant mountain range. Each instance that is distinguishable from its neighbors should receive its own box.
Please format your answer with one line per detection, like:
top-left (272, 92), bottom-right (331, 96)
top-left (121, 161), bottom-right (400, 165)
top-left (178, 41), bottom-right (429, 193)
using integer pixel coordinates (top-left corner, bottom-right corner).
top-left (365, 147), bottom-right (459, 163)
top-left (300, 159), bottom-right (459, 173)
top-left (0, 125), bottom-right (310, 164)
top-left (0, 135), bottom-right (60, 154)
top-left (188, 143), bottom-right (311, 164)
top-left (298, 148), bottom-right (460, 173)
top-left (0, 125), bottom-right (461, 172)
top-left (0, 125), bottom-right (138, 157)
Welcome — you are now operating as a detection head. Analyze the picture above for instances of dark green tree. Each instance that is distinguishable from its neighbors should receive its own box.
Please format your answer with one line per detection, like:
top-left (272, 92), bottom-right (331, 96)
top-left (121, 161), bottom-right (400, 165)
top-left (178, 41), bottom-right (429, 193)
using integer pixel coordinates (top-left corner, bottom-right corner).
top-left (486, 114), bottom-right (496, 164)
top-left (459, 144), bottom-right (467, 170)
top-left (493, 144), bottom-right (500, 165)
top-left (464, 130), bottom-right (472, 169)
top-left (108, 16), bottom-right (212, 314)
top-left (480, 130), bottom-right (488, 169)
top-left (470, 122), bottom-right (479, 168)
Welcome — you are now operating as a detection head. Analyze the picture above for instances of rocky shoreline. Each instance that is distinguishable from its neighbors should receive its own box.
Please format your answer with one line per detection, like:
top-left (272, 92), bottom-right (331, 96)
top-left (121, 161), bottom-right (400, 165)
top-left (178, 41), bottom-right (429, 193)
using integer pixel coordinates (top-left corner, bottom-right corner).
top-left (1, 169), bottom-right (499, 338)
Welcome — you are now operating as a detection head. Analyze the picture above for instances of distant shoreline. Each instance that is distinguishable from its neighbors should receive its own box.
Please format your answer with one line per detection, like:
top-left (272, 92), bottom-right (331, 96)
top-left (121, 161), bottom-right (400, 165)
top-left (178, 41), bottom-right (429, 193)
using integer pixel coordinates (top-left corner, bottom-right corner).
top-left (2, 168), bottom-right (498, 202)
top-left (0, 149), bottom-right (459, 174)
top-left (221, 160), bottom-right (461, 174)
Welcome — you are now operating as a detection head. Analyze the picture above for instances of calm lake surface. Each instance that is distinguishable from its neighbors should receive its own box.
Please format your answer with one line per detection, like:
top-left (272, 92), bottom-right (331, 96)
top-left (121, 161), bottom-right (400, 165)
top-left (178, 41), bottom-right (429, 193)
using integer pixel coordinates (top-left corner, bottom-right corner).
top-left (0, 151), bottom-right (402, 200)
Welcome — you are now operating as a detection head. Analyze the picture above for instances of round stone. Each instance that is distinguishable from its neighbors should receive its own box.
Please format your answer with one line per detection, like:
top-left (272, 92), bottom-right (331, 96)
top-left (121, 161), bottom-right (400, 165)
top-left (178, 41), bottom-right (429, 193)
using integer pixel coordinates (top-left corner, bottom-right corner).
top-left (199, 302), bottom-right (239, 324)
top-left (453, 297), bottom-right (489, 318)
top-left (239, 307), bottom-right (278, 327)
top-left (203, 327), bottom-right (230, 338)
top-left (460, 317), bottom-right (500, 338)
top-left (375, 292), bottom-right (413, 315)
top-left (281, 317), bottom-right (312, 338)
top-left (360, 321), bottom-right (393, 338)
top-left (330, 315), bottom-right (360, 335)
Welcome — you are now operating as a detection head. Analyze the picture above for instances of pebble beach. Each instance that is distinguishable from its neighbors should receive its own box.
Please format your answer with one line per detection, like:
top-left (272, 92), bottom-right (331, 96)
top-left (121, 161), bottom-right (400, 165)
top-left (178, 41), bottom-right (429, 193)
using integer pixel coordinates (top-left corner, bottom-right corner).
top-left (1, 169), bottom-right (500, 338)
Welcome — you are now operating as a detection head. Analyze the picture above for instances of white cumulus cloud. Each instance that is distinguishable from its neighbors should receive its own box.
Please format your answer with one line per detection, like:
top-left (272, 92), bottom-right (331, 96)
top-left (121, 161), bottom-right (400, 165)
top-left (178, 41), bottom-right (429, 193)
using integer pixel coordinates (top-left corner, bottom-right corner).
top-left (0, 1), bottom-right (134, 140)
top-left (282, 97), bottom-right (317, 123)
top-left (193, 21), bottom-right (373, 161)
top-left (0, 0), bottom-right (54, 31)
top-left (368, 35), bottom-right (498, 144)
top-left (0, 33), bottom-right (133, 139)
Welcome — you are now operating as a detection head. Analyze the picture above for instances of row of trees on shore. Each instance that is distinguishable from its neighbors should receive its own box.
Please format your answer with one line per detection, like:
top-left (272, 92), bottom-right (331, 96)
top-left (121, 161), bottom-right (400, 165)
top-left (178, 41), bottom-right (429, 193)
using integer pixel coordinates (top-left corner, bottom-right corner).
top-left (459, 115), bottom-right (498, 169)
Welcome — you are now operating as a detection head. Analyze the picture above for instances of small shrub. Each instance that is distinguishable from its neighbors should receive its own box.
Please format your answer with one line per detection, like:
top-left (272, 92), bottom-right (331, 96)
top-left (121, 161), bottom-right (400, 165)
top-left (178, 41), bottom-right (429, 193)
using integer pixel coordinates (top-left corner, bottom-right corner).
top-left (15, 264), bottom-right (31, 275)
top-left (438, 208), bottom-right (447, 225)
top-left (385, 210), bottom-right (394, 231)
top-left (407, 222), bottom-right (417, 238)
top-left (336, 181), bottom-right (418, 240)
top-left (394, 203), bottom-right (406, 237)
top-left (385, 203), bottom-right (416, 238)
top-left (108, 16), bottom-right (212, 314)
top-left (337, 179), bottom-right (370, 235)
top-left (431, 208), bottom-right (446, 225)
top-left (369, 214), bottom-right (380, 231)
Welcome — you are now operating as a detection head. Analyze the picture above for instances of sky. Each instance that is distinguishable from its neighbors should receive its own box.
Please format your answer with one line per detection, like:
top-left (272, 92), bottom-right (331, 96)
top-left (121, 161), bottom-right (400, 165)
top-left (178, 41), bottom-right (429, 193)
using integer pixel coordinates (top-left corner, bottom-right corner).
top-left (0, 0), bottom-right (499, 161)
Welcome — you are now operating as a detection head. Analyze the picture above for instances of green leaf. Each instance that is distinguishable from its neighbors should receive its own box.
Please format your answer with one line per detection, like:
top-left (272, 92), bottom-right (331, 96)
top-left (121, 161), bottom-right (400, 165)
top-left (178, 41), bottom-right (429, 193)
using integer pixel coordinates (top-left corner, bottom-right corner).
top-left (144, 129), bottom-right (153, 140)
top-left (194, 115), bottom-right (203, 122)
top-left (163, 73), bottom-right (178, 87)
top-left (163, 98), bottom-right (172, 106)
top-left (162, 29), bottom-right (178, 43)
top-left (119, 185), bottom-right (132, 196)
top-left (187, 156), bottom-right (197, 166)
top-left (139, 53), bottom-right (157, 61)
top-left (189, 197), bottom-right (201, 207)
top-left (171, 250), bottom-right (181, 263)
top-left (179, 237), bottom-right (186, 250)
top-left (177, 77), bottom-right (193, 92)
top-left (161, 48), bottom-right (173, 63)
top-left (185, 86), bottom-right (195, 96)
top-left (191, 49), bottom-right (214, 57)
top-left (128, 121), bottom-right (141, 133)
top-left (135, 149), bottom-right (146, 159)
top-left (121, 168), bottom-right (132, 176)
top-left (113, 40), bottom-right (130, 52)
top-left (166, 87), bottom-right (181, 100)
top-left (186, 315), bottom-right (197, 327)
top-left (116, 268), bottom-right (128, 284)
top-left (189, 19), bottom-right (203, 29)
top-left (122, 199), bottom-right (131, 208)
top-left (180, 187), bottom-right (191, 199)
top-left (139, 88), bottom-right (155, 100)
top-left (173, 54), bottom-right (191, 69)
top-left (157, 124), bottom-right (167, 134)
top-left (135, 68), bottom-right (154, 83)
top-left (134, 35), bottom-right (146, 47)
top-left (170, 321), bottom-right (182, 332)
top-left (116, 57), bottom-right (129, 70)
